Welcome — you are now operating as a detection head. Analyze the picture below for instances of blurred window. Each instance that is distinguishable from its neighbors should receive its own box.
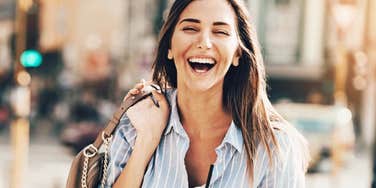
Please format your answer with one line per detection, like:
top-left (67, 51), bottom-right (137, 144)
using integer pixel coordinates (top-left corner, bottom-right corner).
top-left (258, 0), bottom-right (304, 65)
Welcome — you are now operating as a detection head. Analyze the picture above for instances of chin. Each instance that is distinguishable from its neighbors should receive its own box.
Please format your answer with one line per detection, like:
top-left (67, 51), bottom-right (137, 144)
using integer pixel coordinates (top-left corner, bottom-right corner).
top-left (183, 79), bottom-right (221, 93)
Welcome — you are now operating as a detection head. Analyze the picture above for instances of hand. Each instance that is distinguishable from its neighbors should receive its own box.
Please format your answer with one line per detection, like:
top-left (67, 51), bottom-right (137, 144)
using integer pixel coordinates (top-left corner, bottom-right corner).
top-left (125, 80), bottom-right (170, 148)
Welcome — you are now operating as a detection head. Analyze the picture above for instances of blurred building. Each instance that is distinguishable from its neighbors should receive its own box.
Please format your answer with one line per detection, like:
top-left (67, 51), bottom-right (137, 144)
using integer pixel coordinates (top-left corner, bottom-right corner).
top-left (0, 0), bottom-right (374, 149)
top-left (248, 0), bottom-right (375, 148)
top-left (0, 0), bottom-right (163, 147)
top-left (37, 0), bottom-right (158, 92)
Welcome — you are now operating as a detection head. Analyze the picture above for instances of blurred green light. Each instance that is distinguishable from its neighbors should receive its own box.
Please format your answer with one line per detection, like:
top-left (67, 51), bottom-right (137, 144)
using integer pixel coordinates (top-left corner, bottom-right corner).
top-left (20, 50), bottom-right (42, 68)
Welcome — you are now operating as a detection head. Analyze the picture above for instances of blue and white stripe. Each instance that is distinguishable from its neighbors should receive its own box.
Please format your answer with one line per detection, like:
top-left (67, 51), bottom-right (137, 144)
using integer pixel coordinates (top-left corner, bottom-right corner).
top-left (104, 89), bottom-right (307, 188)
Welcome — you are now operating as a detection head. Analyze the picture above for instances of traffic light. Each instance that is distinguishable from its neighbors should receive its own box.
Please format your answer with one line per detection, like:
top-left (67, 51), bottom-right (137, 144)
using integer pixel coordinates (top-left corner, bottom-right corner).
top-left (20, 49), bottom-right (42, 68)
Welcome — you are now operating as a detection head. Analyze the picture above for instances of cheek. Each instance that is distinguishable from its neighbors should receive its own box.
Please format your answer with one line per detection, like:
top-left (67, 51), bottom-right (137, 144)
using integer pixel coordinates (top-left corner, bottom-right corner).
top-left (171, 33), bottom-right (193, 57)
top-left (219, 46), bottom-right (238, 64)
top-left (216, 37), bottom-right (239, 60)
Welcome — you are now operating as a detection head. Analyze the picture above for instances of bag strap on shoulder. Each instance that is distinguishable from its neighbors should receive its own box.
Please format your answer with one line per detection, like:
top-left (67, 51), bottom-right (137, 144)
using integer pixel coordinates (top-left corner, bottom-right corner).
top-left (92, 91), bottom-right (154, 149)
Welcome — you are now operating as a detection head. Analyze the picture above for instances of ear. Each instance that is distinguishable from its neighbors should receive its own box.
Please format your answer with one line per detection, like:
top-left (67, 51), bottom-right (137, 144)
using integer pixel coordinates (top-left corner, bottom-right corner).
top-left (232, 48), bottom-right (241, 67)
top-left (167, 49), bottom-right (173, 60)
top-left (232, 57), bottom-right (239, 67)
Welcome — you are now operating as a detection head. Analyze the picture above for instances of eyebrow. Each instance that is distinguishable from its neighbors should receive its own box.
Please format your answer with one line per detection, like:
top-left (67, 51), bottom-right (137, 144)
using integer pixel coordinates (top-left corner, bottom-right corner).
top-left (179, 18), bottom-right (200, 24)
top-left (213, 22), bottom-right (230, 26)
top-left (179, 18), bottom-right (230, 27)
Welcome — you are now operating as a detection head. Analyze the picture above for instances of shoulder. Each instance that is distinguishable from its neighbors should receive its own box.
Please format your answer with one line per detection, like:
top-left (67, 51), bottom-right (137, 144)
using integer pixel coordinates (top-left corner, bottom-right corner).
top-left (116, 87), bottom-right (176, 134)
top-left (254, 120), bottom-right (309, 187)
top-left (270, 120), bottom-right (310, 171)
top-left (114, 113), bottom-right (137, 148)
top-left (114, 87), bottom-right (177, 146)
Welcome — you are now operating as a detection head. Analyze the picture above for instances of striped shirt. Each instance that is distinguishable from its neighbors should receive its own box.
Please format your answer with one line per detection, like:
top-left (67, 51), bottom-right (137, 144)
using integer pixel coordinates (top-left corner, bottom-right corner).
top-left (105, 89), bottom-right (307, 187)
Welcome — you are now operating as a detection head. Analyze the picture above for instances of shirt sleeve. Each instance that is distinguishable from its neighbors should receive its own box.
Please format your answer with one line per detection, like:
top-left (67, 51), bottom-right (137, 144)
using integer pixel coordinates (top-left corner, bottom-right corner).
top-left (103, 113), bottom-right (137, 187)
top-left (257, 128), bottom-right (308, 188)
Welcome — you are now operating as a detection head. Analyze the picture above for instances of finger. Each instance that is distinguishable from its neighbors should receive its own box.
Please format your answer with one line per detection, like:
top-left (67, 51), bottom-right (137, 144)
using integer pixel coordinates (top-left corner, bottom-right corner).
top-left (129, 88), bottom-right (140, 95)
top-left (123, 92), bottom-right (134, 101)
top-left (150, 83), bottom-right (161, 92)
top-left (142, 83), bottom-right (161, 94)
top-left (123, 88), bottom-right (141, 101)
top-left (123, 94), bottom-right (130, 101)
top-left (138, 80), bottom-right (157, 93)
top-left (141, 78), bottom-right (146, 85)
top-left (132, 78), bottom-right (145, 89)
top-left (134, 82), bottom-right (145, 90)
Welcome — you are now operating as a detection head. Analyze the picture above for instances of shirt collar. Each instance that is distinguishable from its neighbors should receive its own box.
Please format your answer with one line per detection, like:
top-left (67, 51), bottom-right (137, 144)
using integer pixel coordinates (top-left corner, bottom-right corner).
top-left (218, 121), bottom-right (244, 153)
top-left (163, 88), bottom-right (244, 153)
top-left (163, 89), bottom-right (187, 137)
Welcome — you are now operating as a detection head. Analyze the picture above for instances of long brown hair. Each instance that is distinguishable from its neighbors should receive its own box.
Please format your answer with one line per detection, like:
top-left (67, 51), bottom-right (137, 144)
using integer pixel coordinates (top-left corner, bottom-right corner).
top-left (152, 0), bottom-right (306, 184)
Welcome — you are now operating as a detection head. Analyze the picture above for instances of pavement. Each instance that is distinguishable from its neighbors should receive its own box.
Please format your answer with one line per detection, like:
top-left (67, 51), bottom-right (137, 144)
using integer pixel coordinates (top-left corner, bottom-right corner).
top-left (0, 132), bottom-right (74, 188)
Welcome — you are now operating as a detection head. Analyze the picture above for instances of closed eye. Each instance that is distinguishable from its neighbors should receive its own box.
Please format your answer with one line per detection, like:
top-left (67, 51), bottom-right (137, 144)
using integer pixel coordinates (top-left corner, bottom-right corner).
top-left (182, 27), bottom-right (199, 32)
top-left (214, 30), bottom-right (230, 36)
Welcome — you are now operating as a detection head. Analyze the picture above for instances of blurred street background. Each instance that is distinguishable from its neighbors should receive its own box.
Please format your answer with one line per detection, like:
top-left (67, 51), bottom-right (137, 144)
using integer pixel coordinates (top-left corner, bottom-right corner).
top-left (0, 0), bottom-right (375, 187)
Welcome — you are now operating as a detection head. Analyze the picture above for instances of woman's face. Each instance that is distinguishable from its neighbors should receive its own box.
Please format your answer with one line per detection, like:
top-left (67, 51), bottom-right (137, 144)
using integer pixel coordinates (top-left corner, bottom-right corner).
top-left (170, 0), bottom-right (240, 93)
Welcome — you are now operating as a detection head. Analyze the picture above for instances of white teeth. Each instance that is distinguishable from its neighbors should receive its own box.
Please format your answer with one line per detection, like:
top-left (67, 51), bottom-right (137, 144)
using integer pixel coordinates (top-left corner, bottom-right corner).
top-left (188, 58), bottom-right (215, 64)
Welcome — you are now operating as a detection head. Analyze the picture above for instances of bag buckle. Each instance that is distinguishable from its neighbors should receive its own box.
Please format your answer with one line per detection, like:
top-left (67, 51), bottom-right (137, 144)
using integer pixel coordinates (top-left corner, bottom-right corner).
top-left (83, 144), bottom-right (98, 158)
top-left (102, 131), bottom-right (113, 142)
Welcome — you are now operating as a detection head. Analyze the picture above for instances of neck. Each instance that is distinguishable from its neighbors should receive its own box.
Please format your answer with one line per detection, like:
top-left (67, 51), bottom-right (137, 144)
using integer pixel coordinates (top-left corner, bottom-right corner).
top-left (176, 85), bottom-right (232, 138)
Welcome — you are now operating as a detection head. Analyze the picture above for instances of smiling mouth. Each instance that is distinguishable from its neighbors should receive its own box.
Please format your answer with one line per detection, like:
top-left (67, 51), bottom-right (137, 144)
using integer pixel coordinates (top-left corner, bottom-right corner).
top-left (187, 58), bottom-right (216, 73)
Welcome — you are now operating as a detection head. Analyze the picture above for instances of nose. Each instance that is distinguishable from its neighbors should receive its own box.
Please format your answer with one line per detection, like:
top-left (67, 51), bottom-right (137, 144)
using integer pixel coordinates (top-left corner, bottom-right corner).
top-left (197, 31), bottom-right (212, 49)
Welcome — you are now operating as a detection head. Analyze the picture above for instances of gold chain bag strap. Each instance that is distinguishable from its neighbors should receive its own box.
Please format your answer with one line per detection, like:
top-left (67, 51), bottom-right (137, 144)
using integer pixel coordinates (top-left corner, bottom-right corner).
top-left (66, 85), bottom-right (159, 188)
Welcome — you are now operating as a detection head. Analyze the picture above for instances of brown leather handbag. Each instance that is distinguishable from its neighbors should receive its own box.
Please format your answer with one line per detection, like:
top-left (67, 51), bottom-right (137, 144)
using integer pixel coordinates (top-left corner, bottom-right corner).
top-left (66, 89), bottom-right (157, 188)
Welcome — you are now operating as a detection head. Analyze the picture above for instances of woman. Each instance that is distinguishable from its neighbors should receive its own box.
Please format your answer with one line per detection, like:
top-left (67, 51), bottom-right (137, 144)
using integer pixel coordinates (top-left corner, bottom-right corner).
top-left (105, 0), bottom-right (309, 187)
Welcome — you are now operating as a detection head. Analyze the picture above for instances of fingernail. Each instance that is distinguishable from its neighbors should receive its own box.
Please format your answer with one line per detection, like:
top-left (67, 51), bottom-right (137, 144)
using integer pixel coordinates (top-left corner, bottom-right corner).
top-left (150, 84), bottom-right (161, 93)
top-left (150, 84), bottom-right (158, 90)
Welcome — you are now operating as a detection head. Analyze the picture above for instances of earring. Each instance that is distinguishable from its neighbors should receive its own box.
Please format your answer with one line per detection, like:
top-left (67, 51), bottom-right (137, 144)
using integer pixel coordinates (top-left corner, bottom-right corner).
top-left (167, 50), bottom-right (173, 60)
